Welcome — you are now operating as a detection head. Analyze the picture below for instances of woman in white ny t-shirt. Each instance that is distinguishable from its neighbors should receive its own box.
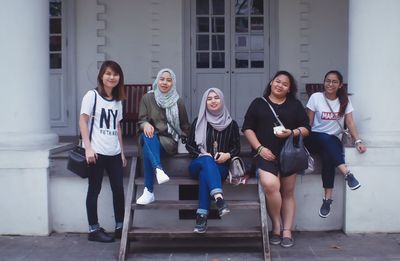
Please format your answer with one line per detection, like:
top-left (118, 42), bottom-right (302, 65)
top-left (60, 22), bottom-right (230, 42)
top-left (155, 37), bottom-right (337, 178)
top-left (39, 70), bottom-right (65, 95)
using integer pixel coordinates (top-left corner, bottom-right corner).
top-left (79, 60), bottom-right (127, 242)
top-left (306, 70), bottom-right (366, 218)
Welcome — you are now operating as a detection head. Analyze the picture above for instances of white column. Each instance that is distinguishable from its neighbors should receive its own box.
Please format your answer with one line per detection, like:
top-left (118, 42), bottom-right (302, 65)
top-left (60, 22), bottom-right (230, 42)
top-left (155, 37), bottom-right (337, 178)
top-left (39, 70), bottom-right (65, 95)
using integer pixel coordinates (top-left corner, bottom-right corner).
top-left (0, 0), bottom-right (57, 235)
top-left (348, 0), bottom-right (400, 146)
top-left (0, 0), bottom-right (58, 149)
top-left (345, 0), bottom-right (400, 233)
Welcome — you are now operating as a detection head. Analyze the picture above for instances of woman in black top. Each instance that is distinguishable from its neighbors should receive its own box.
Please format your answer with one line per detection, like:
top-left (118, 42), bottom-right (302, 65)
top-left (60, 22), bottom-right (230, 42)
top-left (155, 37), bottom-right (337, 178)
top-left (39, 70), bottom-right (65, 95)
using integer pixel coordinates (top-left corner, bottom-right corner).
top-left (242, 71), bottom-right (310, 248)
top-left (186, 88), bottom-right (240, 234)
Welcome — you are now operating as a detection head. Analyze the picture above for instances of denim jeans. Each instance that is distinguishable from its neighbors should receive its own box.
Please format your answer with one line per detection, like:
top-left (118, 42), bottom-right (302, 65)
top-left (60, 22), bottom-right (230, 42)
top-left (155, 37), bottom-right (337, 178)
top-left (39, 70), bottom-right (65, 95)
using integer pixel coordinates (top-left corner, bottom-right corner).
top-left (140, 133), bottom-right (166, 192)
top-left (188, 155), bottom-right (229, 215)
top-left (306, 132), bottom-right (345, 188)
top-left (86, 153), bottom-right (124, 226)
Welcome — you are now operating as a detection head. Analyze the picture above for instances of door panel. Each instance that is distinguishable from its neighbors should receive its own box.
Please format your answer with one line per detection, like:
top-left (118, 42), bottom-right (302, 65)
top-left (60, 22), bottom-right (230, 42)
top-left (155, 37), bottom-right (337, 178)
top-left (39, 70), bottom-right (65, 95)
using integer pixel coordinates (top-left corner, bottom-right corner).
top-left (49, 73), bottom-right (65, 125)
top-left (231, 73), bottom-right (266, 124)
top-left (191, 0), bottom-right (269, 127)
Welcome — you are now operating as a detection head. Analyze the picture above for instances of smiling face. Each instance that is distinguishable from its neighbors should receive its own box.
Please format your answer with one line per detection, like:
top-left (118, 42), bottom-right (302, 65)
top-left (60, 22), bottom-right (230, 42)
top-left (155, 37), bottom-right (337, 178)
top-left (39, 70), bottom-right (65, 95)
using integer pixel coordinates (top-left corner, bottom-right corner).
top-left (270, 74), bottom-right (290, 98)
top-left (101, 67), bottom-right (120, 90)
top-left (324, 73), bottom-right (343, 97)
top-left (157, 71), bottom-right (173, 93)
top-left (206, 91), bottom-right (222, 112)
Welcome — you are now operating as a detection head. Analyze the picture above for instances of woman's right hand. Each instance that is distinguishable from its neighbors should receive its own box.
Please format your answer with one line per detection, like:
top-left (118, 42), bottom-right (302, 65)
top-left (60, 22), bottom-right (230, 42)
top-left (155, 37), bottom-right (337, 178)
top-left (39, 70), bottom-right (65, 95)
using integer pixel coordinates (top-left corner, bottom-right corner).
top-left (143, 122), bottom-right (155, 138)
top-left (85, 147), bottom-right (97, 164)
top-left (259, 146), bottom-right (276, 161)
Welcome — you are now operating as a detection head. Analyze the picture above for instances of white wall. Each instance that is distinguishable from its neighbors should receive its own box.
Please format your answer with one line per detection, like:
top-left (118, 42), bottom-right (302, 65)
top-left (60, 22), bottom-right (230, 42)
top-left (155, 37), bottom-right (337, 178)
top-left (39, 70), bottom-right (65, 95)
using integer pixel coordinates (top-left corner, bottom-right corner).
top-left (278, 0), bottom-right (348, 96)
top-left (75, 0), bottom-right (184, 101)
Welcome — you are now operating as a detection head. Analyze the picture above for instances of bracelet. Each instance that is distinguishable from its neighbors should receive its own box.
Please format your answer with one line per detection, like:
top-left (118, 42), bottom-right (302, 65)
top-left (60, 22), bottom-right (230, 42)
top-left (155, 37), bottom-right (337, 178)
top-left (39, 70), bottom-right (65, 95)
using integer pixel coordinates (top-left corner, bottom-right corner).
top-left (354, 139), bottom-right (363, 145)
top-left (255, 145), bottom-right (264, 156)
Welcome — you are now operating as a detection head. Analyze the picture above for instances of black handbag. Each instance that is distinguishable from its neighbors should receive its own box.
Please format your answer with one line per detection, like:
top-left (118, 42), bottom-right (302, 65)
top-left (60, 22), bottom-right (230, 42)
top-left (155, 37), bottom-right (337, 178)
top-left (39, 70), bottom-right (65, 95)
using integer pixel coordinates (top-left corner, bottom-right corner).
top-left (280, 130), bottom-right (308, 175)
top-left (67, 90), bottom-right (97, 178)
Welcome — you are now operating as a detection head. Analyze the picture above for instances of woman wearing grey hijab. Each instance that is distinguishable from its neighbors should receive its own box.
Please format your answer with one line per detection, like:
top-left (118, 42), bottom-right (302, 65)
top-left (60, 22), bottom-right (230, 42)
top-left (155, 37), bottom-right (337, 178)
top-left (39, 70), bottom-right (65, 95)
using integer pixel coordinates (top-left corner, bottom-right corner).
top-left (186, 88), bottom-right (240, 233)
top-left (136, 68), bottom-right (190, 205)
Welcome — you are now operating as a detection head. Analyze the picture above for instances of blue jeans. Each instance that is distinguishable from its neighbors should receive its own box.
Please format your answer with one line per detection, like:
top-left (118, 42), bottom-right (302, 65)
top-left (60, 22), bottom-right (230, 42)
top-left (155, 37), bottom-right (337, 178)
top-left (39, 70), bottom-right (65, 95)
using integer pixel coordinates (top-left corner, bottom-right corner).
top-left (188, 155), bottom-right (229, 215)
top-left (86, 154), bottom-right (124, 226)
top-left (140, 133), bottom-right (166, 192)
top-left (306, 132), bottom-right (345, 188)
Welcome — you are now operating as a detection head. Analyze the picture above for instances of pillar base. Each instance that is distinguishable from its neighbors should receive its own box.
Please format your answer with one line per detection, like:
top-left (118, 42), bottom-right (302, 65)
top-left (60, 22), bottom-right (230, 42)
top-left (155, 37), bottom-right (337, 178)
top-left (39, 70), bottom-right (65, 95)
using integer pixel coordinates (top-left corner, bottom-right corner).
top-left (0, 132), bottom-right (58, 150)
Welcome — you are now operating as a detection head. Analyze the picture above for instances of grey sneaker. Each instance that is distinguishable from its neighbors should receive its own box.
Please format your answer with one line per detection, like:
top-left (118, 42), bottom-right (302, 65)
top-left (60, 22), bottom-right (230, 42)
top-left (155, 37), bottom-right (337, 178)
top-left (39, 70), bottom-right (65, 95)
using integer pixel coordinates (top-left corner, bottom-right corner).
top-left (269, 233), bottom-right (281, 245)
top-left (193, 214), bottom-right (207, 233)
top-left (319, 198), bottom-right (333, 218)
top-left (345, 173), bottom-right (361, 190)
top-left (280, 237), bottom-right (294, 248)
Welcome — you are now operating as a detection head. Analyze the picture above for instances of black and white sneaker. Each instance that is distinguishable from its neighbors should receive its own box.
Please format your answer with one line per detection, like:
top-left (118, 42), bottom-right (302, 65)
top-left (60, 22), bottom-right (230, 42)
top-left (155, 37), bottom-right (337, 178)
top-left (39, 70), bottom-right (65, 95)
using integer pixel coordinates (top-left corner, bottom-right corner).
top-left (345, 173), bottom-right (361, 190)
top-left (193, 214), bottom-right (207, 233)
top-left (88, 227), bottom-right (115, 243)
top-left (216, 198), bottom-right (230, 217)
top-left (319, 198), bottom-right (333, 218)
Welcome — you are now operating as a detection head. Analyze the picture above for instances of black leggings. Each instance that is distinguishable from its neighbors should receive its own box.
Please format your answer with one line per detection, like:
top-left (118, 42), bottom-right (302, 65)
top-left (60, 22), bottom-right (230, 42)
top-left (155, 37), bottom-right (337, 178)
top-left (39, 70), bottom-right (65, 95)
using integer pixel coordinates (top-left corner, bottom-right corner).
top-left (86, 154), bottom-right (124, 226)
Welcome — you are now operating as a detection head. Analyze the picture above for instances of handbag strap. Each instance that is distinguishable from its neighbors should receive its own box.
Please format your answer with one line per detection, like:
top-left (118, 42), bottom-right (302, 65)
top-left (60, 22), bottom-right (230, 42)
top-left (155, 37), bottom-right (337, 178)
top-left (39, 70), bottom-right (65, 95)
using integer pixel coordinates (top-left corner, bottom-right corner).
top-left (323, 94), bottom-right (347, 134)
top-left (166, 120), bottom-right (183, 137)
top-left (261, 97), bottom-right (284, 127)
top-left (88, 90), bottom-right (97, 141)
top-left (79, 90), bottom-right (97, 145)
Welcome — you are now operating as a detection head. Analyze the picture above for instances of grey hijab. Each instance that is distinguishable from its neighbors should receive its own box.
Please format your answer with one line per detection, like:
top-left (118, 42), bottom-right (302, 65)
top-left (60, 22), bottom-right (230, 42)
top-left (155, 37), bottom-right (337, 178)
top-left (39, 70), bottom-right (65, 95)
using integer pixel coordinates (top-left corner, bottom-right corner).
top-left (151, 68), bottom-right (182, 141)
top-left (195, 88), bottom-right (232, 153)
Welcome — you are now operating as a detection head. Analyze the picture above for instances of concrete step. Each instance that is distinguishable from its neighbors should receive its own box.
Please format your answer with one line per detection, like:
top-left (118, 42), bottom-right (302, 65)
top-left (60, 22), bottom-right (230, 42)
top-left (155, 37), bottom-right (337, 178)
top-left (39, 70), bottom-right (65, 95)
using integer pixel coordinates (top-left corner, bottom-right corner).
top-left (134, 177), bottom-right (257, 185)
top-left (132, 200), bottom-right (260, 210)
top-left (128, 226), bottom-right (262, 239)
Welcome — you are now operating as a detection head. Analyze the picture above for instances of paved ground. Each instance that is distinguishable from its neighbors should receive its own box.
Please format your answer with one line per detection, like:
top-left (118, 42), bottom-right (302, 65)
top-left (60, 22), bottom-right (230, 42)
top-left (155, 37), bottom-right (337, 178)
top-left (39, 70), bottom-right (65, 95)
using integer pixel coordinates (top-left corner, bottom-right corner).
top-left (0, 231), bottom-right (399, 261)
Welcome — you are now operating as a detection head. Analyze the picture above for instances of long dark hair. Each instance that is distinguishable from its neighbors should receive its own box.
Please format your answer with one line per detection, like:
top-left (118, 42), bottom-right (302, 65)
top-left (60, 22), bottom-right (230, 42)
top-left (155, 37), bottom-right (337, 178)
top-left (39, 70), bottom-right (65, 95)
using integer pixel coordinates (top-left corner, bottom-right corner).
top-left (263, 70), bottom-right (298, 99)
top-left (96, 60), bottom-right (126, 101)
top-left (324, 70), bottom-right (348, 117)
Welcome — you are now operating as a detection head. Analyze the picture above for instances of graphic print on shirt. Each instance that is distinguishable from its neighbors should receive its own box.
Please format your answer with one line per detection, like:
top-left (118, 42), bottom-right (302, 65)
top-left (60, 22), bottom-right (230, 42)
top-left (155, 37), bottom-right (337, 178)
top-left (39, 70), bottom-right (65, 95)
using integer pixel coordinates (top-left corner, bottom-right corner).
top-left (99, 108), bottom-right (119, 136)
top-left (321, 111), bottom-right (340, 121)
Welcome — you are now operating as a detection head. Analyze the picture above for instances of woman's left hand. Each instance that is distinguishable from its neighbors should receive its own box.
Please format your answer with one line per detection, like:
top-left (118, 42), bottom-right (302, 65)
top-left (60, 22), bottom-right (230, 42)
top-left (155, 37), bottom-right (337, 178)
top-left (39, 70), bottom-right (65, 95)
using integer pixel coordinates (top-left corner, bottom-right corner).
top-left (121, 153), bottom-right (127, 167)
top-left (275, 128), bottom-right (292, 139)
top-left (356, 143), bottom-right (367, 154)
top-left (214, 152), bottom-right (230, 164)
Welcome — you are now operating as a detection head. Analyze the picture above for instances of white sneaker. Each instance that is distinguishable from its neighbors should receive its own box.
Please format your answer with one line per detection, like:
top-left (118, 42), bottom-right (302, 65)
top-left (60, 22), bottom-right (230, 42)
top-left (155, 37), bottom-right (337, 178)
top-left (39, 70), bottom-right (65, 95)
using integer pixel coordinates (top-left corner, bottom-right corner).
top-left (136, 187), bottom-right (155, 205)
top-left (155, 168), bottom-right (170, 184)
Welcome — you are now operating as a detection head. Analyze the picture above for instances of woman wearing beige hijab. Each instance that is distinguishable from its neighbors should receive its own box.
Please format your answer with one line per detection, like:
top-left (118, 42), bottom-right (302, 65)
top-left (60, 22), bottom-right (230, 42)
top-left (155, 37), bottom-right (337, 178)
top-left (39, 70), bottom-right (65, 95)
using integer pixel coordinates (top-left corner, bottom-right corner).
top-left (186, 88), bottom-right (240, 233)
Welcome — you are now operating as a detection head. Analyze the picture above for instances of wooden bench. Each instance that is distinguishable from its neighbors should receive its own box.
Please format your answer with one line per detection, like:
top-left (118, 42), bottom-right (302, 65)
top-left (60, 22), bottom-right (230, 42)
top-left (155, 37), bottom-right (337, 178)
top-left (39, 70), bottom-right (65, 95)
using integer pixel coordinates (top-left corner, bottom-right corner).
top-left (121, 84), bottom-right (152, 136)
top-left (118, 153), bottom-right (270, 261)
top-left (305, 83), bottom-right (348, 98)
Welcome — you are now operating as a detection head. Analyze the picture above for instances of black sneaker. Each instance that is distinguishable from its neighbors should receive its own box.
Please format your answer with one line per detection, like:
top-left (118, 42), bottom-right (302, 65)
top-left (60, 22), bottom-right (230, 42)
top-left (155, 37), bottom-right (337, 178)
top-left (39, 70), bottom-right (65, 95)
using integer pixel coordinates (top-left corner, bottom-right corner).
top-left (114, 227), bottom-right (122, 239)
top-left (88, 227), bottom-right (115, 243)
top-left (345, 173), bottom-right (361, 190)
top-left (319, 198), bottom-right (333, 218)
top-left (193, 214), bottom-right (207, 233)
top-left (215, 198), bottom-right (230, 217)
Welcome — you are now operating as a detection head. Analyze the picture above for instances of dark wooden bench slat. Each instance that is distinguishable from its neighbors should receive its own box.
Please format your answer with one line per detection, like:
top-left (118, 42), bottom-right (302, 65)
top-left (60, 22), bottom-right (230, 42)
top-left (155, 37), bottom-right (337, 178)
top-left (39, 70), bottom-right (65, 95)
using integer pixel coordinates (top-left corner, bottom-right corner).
top-left (121, 84), bottom-right (152, 136)
top-left (305, 83), bottom-right (348, 98)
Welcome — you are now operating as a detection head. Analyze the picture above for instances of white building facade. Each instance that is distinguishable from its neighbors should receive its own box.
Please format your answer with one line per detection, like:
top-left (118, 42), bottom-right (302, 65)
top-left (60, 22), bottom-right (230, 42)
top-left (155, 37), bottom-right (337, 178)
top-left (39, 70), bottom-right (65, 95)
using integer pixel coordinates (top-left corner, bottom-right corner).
top-left (0, 0), bottom-right (399, 235)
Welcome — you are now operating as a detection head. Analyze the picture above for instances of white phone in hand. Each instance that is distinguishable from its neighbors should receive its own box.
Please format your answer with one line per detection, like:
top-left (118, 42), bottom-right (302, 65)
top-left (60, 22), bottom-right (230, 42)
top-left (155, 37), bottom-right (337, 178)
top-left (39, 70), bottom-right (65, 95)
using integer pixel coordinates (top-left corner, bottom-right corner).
top-left (273, 125), bottom-right (285, 135)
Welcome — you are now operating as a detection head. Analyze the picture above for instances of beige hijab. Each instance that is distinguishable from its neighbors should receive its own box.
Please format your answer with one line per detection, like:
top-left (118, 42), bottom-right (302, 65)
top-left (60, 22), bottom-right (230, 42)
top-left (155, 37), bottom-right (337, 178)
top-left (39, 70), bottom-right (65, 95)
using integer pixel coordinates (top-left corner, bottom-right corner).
top-left (195, 88), bottom-right (232, 153)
